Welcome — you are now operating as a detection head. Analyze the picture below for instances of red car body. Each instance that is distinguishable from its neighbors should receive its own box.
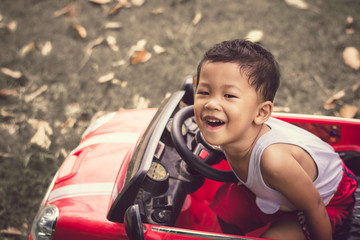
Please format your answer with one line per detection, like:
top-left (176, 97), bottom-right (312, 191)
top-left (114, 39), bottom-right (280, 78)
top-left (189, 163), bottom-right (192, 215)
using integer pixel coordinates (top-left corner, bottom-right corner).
top-left (29, 89), bottom-right (360, 240)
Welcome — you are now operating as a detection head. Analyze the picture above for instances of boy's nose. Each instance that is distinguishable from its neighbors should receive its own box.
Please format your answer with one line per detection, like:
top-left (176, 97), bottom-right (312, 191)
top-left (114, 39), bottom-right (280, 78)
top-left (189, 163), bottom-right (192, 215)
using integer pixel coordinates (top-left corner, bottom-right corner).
top-left (204, 100), bottom-right (221, 111)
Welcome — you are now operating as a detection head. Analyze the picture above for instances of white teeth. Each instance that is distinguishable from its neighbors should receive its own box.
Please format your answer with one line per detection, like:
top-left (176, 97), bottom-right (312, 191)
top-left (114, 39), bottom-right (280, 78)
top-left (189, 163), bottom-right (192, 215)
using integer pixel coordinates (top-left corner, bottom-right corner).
top-left (207, 118), bottom-right (224, 123)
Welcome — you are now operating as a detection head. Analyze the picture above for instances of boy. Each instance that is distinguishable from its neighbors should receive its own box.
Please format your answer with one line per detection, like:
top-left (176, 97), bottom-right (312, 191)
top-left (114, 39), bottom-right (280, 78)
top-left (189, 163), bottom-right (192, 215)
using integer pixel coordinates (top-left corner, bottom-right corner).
top-left (193, 39), bottom-right (357, 240)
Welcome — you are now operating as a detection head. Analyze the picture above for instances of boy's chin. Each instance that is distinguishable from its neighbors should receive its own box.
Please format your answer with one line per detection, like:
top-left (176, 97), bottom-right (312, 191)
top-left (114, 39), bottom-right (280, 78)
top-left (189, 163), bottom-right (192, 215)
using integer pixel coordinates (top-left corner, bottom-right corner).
top-left (203, 138), bottom-right (222, 150)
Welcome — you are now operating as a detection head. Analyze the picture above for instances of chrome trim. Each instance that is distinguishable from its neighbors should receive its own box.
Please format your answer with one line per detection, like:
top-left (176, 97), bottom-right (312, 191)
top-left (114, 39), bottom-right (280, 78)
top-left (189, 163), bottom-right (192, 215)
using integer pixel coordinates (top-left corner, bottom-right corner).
top-left (272, 112), bottom-right (360, 123)
top-left (151, 226), bottom-right (253, 239)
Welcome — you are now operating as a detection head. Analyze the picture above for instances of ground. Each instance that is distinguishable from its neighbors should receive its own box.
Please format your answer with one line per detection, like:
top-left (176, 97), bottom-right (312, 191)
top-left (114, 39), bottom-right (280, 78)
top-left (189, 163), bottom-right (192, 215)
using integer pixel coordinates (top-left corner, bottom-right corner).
top-left (0, 0), bottom-right (359, 239)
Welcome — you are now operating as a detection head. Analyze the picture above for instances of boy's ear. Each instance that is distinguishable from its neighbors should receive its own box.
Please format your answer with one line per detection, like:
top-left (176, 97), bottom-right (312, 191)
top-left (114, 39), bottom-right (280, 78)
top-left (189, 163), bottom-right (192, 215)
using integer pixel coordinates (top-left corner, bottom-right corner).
top-left (254, 101), bottom-right (273, 125)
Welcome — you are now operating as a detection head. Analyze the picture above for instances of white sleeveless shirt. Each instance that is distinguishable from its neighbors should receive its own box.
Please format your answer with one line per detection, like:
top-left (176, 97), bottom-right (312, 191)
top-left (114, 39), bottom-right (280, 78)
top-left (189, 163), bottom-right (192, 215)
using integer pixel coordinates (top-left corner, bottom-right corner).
top-left (233, 117), bottom-right (343, 214)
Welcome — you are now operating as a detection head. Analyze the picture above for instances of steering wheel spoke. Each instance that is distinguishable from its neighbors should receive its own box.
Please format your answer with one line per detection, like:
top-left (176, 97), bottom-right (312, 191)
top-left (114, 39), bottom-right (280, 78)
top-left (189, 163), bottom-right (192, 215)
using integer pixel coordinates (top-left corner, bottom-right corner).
top-left (192, 132), bottom-right (225, 165)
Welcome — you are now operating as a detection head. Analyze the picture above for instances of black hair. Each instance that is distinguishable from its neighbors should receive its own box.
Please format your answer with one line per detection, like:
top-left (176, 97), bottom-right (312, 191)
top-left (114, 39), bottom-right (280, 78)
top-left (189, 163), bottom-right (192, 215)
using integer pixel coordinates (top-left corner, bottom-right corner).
top-left (196, 39), bottom-right (280, 102)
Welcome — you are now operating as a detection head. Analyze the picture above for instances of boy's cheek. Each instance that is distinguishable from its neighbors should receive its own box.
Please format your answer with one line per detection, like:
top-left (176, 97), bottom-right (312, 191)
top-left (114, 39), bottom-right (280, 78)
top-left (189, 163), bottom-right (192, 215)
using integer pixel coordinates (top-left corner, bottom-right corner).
top-left (193, 107), bottom-right (198, 119)
top-left (193, 100), bottom-right (204, 124)
top-left (193, 112), bottom-right (202, 127)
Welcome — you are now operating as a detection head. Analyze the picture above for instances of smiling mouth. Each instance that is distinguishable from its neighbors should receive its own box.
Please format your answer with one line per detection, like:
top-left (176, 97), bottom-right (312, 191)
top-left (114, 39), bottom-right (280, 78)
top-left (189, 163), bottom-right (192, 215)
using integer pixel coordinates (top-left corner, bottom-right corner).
top-left (206, 118), bottom-right (225, 127)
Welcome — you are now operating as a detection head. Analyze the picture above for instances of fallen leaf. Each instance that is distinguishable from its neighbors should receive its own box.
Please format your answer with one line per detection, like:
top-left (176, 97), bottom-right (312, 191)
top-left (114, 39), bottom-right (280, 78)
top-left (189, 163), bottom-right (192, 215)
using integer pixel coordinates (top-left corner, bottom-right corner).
top-left (340, 105), bottom-right (358, 118)
top-left (324, 90), bottom-right (345, 110)
top-left (131, 0), bottom-right (145, 6)
top-left (0, 88), bottom-right (17, 98)
top-left (0, 152), bottom-right (13, 158)
top-left (0, 227), bottom-right (23, 236)
top-left (106, 36), bottom-right (119, 51)
top-left (54, 3), bottom-right (78, 17)
top-left (22, 223), bottom-right (28, 230)
top-left (120, 81), bottom-right (128, 87)
top-left (109, 5), bottom-right (121, 15)
top-left (152, 8), bottom-right (164, 14)
top-left (246, 30), bottom-right (264, 43)
top-left (30, 120), bottom-right (53, 150)
top-left (109, 1), bottom-right (131, 15)
top-left (153, 44), bottom-right (166, 54)
top-left (192, 12), bottom-right (202, 25)
top-left (131, 39), bottom-right (146, 50)
top-left (1, 67), bottom-right (22, 79)
top-left (24, 85), bottom-right (48, 103)
top-left (284, 0), bottom-right (309, 9)
top-left (89, 36), bottom-right (105, 48)
top-left (111, 78), bottom-right (121, 85)
top-left (80, 37), bottom-right (105, 69)
top-left (131, 50), bottom-right (152, 64)
top-left (28, 118), bottom-right (39, 129)
top-left (72, 24), bottom-right (87, 39)
top-left (57, 148), bottom-right (69, 159)
top-left (118, 0), bottom-right (131, 4)
top-left (65, 103), bottom-right (81, 118)
top-left (61, 118), bottom-right (77, 134)
top-left (7, 20), bottom-right (17, 31)
top-left (41, 41), bottom-right (52, 56)
top-left (352, 82), bottom-right (360, 92)
top-left (133, 94), bottom-right (150, 109)
top-left (1, 107), bottom-right (17, 119)
top-left (128, 39), bottom-right (147, 57)
top-left (343, 47), bottom-right (360, 70)
top-left (112, 59), bottom-right (126, 67)
top-left (330, 90), bottom-right (346, 100)
top-left (98, 72), bottom-right (115, 83)
top-left (346, 16), bottom-right (354, 34)
top-left (89, 0), bottom-right (112, 4)
top-left (1, 122), bottom-right (19, 135)
top-left (19, 42), bottom-right (36, 57)
top-left (105, 21), bottom-right (123, 29)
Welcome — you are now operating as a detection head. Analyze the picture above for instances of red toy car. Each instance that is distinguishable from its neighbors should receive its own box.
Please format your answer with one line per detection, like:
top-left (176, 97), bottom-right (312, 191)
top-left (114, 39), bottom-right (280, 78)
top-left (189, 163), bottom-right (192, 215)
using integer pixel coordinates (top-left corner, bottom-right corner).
top-left (29, 80), bottom-right (360, 240)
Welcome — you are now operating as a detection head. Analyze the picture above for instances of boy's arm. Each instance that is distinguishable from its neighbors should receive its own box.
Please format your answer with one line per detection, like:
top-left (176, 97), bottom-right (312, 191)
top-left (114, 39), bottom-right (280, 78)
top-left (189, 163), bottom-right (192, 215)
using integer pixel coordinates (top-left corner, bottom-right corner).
top-left (261, 146), bottom-right (332, 240)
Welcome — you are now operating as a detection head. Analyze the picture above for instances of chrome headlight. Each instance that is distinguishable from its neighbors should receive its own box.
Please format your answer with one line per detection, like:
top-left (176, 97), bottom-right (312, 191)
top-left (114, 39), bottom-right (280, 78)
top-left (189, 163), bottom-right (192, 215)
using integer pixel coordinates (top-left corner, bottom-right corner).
top-left (31, 205), bottom-right (59, 240)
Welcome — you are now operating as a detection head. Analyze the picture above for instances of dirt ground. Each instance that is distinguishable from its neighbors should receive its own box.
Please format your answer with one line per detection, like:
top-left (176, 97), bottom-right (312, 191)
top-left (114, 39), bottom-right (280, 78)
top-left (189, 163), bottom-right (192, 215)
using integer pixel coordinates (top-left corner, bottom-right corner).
top-left (0, 0), bottom-right (359, 239)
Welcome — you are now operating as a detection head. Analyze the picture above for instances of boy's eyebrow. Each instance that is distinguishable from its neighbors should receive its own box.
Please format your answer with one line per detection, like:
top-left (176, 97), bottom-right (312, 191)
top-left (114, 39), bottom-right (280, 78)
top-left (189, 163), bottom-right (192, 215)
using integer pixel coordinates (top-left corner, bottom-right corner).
top-left (197, 81), bottom-right (210, 87)
top-left (198, 81), bottom-right (238, 88)
top-left (198, 82), bottom-right (242, 92)
top-left (222, 84), bottom-right (242, 91)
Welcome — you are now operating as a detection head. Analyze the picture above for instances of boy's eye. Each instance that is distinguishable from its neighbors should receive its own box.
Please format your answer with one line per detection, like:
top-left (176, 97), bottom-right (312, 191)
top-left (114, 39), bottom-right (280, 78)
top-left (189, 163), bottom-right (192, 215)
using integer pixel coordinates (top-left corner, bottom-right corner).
top-left (197, 91), bottom-right (209, 95)
top-left (224, 94), bottom-right (237, 98)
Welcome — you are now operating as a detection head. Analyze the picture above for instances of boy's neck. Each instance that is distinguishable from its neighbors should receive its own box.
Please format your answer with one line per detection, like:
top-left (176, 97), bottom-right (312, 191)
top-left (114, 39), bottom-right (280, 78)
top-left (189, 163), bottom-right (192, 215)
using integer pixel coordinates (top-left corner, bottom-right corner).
top-left (222, 123), bottom-right (269, 163)
top-left (222, 123), bottom-right (270, 182)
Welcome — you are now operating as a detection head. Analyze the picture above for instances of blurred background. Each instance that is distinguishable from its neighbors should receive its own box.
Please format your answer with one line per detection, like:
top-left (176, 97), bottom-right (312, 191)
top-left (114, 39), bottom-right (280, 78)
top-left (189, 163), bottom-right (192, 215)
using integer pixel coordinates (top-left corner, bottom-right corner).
top-left (0, 0), bottom-right (359, 238)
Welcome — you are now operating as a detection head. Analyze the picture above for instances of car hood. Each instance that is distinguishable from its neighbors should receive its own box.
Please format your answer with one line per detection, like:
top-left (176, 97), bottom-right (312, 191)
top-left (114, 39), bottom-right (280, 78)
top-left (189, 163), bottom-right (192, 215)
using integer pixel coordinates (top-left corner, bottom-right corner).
top-left (43, 108), bottom-right (157, 230)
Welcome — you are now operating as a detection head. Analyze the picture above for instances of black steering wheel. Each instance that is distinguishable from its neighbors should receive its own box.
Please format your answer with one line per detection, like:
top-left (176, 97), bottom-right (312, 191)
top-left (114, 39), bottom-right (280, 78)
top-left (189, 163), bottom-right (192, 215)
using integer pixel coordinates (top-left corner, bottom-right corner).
top-left (171, 105), bottom-right (237, 182)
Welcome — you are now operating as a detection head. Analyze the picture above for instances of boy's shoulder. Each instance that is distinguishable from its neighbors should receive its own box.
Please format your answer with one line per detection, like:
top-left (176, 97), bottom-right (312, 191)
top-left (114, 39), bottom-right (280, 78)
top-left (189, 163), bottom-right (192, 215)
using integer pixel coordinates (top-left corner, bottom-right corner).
top-left (260, 144), bottom-right (307, 188)
top-left (261, 143), bottom-right (292, 165)
top-left (260, 144), bottom-right (300, 175)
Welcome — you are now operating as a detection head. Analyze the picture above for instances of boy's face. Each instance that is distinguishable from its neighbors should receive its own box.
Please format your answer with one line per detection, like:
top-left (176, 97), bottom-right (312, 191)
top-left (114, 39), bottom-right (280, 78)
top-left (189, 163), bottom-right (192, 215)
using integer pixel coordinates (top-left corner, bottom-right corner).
top-left (194, 61), bottom-right (263, 147)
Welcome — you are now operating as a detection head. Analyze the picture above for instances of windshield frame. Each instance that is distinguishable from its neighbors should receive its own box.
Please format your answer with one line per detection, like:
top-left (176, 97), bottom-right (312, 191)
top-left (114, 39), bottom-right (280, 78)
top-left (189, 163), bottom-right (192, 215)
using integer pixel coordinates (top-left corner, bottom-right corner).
top-left (107, 91), bottom-right (185, 223)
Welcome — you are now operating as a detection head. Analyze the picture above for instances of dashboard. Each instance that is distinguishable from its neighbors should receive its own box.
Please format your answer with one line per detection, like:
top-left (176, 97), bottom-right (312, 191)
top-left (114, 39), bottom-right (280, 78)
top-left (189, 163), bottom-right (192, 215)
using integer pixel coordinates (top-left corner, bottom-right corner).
top-left (107, 91), bottom-right (204, 226)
